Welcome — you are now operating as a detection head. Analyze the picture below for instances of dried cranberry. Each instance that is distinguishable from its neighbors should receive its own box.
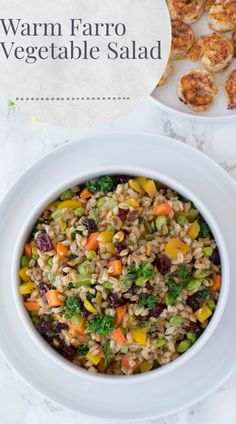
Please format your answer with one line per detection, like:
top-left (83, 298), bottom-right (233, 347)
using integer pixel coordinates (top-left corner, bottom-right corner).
top-left (117, 175), bottom-right (130, 184)
top-left (108, 293), bottom-right (123, 308)
top-left (149, 303), bottom-right (165, 317)
top-left (209, 248), bottom-right (221, 266)
top-left (127, 210), bottom-right (139, 220)
top-left (118, 208), bottom-right (128, 223)
top-left (137, 316), bottom-right (148, 322)
top-left (115, 242), bottom-right (126, 254)
top-left (83, 218), bottom-right (97, 233)
top-left (153, 255), bottom-right (171, 275)
top-left (38, 320), bottom-right (51, 338)
top-left (53, 321), bottom-right (68, 333)
top-left (60, 342), bottom-right (77, 361)
top-left (146, 281), bottom-right (154, 294)
top-left (130, 283), bottom-right (139, 294)
top-left (36, 234), bottom-right (53, 252)
top-left (189, 321), bottom-right (202, 336)
top-left (80, 306), bottom-right (89, 317)
top-left (38, 283), bottom-right (50, 300)
top-left (187, 294), bottom-right (204, 312)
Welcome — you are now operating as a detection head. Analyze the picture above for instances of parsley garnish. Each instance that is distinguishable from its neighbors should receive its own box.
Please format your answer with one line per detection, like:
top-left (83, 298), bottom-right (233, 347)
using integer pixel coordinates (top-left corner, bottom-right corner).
top-left (198, 288), bottom-right (209, 299)
top-left (8, 99), bottom-right (17, 115)
top-left (121, 262), bottom-right (154, 282)
top-left (78, 344), bottom-right (89, 355)
top-left (138, 294), bottom-right (157, 309)
top-left (103, 340), bottom-right (114, 366)
top-left (198, 216), bottom-right (212, 238)
top-left (86, 314), bottom-right (115, 335)
top-left (167, 265), bottom-right (191, 300)
top-left (86, 176), bottom-right (117, 194)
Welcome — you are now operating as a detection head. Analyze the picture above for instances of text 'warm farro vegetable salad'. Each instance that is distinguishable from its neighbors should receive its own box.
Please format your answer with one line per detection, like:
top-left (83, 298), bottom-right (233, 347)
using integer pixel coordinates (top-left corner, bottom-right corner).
top-left (18, 175), bottom-right (221, 375)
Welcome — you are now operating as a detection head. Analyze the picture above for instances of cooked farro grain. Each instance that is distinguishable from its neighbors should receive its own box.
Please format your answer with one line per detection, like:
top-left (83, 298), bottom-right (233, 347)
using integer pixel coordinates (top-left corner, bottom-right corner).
top-left (19, 175), bottom-right (221, 375)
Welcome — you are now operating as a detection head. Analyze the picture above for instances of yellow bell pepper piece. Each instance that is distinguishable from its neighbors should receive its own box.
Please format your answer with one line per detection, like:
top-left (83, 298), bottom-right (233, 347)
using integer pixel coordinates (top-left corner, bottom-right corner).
top-left (86, 352), bottom-right (102, 365)
top-left (47, 201), bottom-right (60, 211)
top-left (105, 243), bottom-right (116, 255)
top-left (124, 198), bottom-right (140, 209)
top-left (131, 327), bottom-right (147, 345)
top-left (135, 177), bottom-right (148, 187)
top-left (19, 268), bottom-right (30, 282)
top-left (57, 200), bottom-right (82, 209)
top-left (142, 179), bottom-right (157, 198)
top-left (127, 316), bottom-right (135, 327)
top-left (194, 304), bottom-right (212, 323)
top-left (60, 219), bottom-right (67, 233)
top-left (97, 231), bottom-right (114, 243)
top-left (18, 281), bottom-right (35, 295)
top-left (188, 221), bottom-right (200, 240)
top-left (165, 238), bottom-right (189, 259)
top-left (31, 246), bottom-right (38, 256)
top-left (95, 292), bottom-right (103, 305)
top-left (140, 360), bottom-right (153, 373)
top-left (128, 179), bottom-right (143, 194)
top-left (84, 299), bottom-right (97, 314)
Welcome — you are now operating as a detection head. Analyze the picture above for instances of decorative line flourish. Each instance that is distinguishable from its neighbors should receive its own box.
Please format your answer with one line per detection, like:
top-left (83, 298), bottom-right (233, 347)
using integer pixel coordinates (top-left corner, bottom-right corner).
top-left (15, 97), bottom-right (131, 101)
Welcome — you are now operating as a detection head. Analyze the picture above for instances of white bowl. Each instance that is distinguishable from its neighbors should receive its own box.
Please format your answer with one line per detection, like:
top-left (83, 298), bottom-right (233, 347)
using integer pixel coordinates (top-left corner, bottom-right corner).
top-left (12, 163), bottom-right (230, 384)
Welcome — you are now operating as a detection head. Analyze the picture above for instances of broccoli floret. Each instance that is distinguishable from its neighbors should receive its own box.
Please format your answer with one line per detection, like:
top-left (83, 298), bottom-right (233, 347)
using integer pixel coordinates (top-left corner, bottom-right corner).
top-left (64, 296), bottom-right (81, 319)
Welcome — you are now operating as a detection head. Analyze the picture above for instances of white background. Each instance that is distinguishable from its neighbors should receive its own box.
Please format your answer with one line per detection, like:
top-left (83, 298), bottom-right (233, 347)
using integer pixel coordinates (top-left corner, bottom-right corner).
top-left (0, 98), bottom-right (236, 423)
top-left (0, 0), bottom-right (170, 127)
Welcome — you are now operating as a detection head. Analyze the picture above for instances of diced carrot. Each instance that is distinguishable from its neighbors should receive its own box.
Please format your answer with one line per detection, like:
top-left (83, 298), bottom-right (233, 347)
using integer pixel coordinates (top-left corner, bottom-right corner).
top-left (111, 327), bottom-right (126, 345)
top-left (116, 305), bottom-right (127, 325)
top-left (152, 203), bottom-right (172, 216)
top-left (45, 290), bottom-right (64, 307)
top-left (24, 301), bottom-right (40, 312)
top-left (109, 259), bottom-right (122, 276)
top-left (121, 355), bottom-right (139, 372)
top-left (56, 242), bottom-right (68, 260)
top-left (80, 188), bottom-right (92, 199)
top-left (86, 233), bottom-right (99, 251)
top-left (98, 351), bottom-right (105, 359)
top-left (210, 274), bottom-right (222, 292)
top-left (24, 243), bottom-right (32, 258)
top-left (68, 320), bottom-right (86, 335)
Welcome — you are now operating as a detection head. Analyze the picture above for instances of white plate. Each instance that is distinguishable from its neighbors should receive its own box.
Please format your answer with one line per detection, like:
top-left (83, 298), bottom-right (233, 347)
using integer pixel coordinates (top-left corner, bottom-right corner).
top-left (1, 132), bottom-right (236, 421)
top-left (151, 12), bottom-right (236, 121)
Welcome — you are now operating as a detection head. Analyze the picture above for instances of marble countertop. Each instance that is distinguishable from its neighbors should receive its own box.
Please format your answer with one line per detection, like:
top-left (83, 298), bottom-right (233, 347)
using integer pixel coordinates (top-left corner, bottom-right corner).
top-left (1, 98), bottom-right (236, 424)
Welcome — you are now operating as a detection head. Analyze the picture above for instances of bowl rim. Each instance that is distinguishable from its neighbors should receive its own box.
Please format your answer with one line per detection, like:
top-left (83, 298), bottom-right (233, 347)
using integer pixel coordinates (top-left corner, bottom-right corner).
top-left (149, 94), bottom-right (236, 123)
top-left (11, 164), bottom-right (230, 384)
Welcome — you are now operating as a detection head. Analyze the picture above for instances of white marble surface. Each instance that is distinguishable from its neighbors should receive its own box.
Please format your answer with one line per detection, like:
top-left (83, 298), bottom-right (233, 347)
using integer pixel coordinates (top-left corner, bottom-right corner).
top-left (1, 99), bottom-right (236, 424)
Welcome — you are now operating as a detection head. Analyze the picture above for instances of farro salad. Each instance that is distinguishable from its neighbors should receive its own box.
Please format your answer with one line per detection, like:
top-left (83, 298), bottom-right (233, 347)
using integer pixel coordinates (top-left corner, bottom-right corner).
top-left (18, 175), bottom-right (221, 375)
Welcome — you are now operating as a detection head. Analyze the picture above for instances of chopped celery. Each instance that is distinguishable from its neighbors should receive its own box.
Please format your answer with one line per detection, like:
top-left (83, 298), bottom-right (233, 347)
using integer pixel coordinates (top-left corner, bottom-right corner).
top-left (187, 279), bottom-right (202, 291)
top-left (60, 190), bottom-right (73, 200)
top-left (155, 215), bottom-right (167, 231)
top-left (74, 275), bottom-right (91, 287)
top-left (202, 247), bottom-right (213, 257)
top-left (20, 256), bottom-right (30, 268)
